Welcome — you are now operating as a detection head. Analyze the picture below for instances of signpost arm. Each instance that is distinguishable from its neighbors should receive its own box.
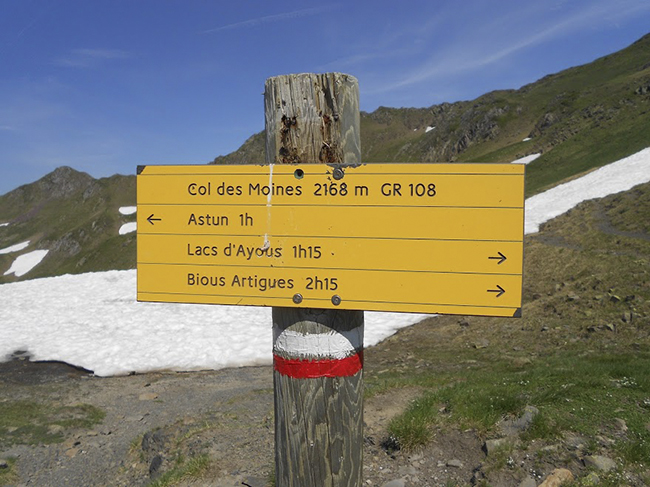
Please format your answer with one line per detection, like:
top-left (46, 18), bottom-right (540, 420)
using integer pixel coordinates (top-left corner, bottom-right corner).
top-left (265, 73), bottom-right (364, 487)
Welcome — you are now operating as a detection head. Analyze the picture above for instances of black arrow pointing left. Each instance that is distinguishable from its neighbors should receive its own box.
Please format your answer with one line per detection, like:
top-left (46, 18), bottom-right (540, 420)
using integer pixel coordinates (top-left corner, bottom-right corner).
top-left (487, 285), bottom-right (505, 298)
top-left (147, 214), bottom-right (162, 225)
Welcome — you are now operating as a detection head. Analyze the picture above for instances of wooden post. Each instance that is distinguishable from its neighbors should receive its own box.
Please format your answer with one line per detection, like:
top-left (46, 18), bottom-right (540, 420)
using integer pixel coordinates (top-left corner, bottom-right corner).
top-left (265, 73), bottom-right (364, 487)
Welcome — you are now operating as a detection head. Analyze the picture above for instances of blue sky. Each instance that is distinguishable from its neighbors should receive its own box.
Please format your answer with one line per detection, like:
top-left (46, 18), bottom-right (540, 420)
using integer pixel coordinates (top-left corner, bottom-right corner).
top-left (1, 0), bottom-right (649, 195)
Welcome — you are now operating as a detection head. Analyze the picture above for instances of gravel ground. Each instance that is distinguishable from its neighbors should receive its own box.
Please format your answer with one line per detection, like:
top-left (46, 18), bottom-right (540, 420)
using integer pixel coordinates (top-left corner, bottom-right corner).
top-left (0, 353), bottom-right (487, 487)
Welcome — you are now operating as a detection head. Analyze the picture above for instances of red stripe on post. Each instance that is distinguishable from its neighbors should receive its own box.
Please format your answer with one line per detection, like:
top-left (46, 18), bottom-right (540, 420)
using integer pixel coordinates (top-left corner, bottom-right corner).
top-left (274, 352), bottom-right (364, 379)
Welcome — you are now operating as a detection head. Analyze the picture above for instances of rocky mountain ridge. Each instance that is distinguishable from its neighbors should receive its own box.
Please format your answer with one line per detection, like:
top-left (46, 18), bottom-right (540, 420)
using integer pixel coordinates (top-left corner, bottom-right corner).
top-left (0, 167), bottom-right (136, 283)
top-left (213, 33), bottom-right (650, 196)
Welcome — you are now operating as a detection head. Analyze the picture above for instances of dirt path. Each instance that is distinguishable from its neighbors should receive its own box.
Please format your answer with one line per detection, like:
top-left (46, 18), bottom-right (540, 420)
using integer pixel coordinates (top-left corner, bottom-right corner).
top-left (1, 358), bottom-right (274, 486)
top-left (1, 351), bottom-right (485, 487)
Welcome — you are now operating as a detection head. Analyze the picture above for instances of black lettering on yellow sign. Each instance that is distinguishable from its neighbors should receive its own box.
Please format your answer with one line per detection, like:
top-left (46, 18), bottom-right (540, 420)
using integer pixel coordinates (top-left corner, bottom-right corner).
top-left (187, 213), bottom-right (229, 226)
top-left (187, 244), bottom-right (218, 256)
top-left (187, 273), bottom-right (226, 286)
top-left (224, 243), bottom-right (283, 260)
top-left (231, 275), bottom-right (295, 291)
top-left (248, 183), bottom-right (303, 196)
top-left (187, 182), bottom-right (243, 196)
top-left (380, 182), bottom-right (436, 197)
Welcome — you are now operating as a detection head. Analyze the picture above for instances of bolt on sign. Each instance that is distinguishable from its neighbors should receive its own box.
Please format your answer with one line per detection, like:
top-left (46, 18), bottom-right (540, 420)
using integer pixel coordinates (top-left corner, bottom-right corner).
top-left (137, 163), bottom-right (525, 317)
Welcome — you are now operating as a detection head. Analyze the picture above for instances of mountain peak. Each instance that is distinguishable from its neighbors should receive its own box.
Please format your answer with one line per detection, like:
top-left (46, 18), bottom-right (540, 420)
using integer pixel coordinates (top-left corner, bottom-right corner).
top-left (36, 166), bottom-right (96, 199)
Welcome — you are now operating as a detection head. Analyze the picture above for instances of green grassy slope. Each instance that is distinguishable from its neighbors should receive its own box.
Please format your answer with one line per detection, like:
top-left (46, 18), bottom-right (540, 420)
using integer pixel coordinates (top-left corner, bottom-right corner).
top-left (0, 167), bottom-right (136, 283)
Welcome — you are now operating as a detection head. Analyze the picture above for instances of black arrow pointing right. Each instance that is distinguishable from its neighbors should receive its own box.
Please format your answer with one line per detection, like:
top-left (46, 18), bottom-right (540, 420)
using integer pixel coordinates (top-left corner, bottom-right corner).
top-left (487, 285), bottom-right (506, 298)
top-left (488, 251), bottom-right (507, 265)
top-left (147, 214), bottom-right (162, 225)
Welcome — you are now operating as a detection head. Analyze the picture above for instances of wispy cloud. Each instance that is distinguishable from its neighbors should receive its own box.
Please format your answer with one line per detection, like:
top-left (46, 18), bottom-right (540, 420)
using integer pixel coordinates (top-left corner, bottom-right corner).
top-left (202, 5), bottom-right (336, 34)
top-left (369, 0), bottom-right (650, 94)
top-left (52, 48), bottom-right (132, 68)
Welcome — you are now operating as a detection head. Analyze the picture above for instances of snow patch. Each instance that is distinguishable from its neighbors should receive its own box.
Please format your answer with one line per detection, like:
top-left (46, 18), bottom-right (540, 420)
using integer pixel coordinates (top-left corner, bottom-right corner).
top-left (0, 223), bottom-right (9, 227)
top-left (511, 153), bottom-right (541, 165)
top-left (0, 270), bottom-right (427, 376)
top-left (3, 249), bottom-right (49, 277)
top-left (522, 137), bottom-right (532, 142)
top-left (119, 222), bottom-right (137, 235)
top-left (425, 126), bottom-right (435, 133)
top-left (525, 147), bottom-right (650, 234)
top-left (119, 206), bottom-right (137, 215)
top-left (0, 241), bottom-right (30, 254)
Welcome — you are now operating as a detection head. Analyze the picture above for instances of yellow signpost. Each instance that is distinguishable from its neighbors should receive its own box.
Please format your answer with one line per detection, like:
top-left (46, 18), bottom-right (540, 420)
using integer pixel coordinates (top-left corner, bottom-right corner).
top-left (137, 163), bottom-right (525, 317)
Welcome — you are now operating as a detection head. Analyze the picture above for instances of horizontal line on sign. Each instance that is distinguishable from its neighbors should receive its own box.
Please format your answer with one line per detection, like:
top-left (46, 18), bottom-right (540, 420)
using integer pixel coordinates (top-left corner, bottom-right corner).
top-left (339, 297), bottom-right (517, 310)
top-left (137, 261), bottom-right (521, 276)
top-left (138, 203), bottom-right (524, 209)
top-left (137, 291), bottom-right (517, 310)
top-left (139, 171), bottom-right (524, 177)
top-left (139, 291), bottom-right (288, 300)
top-left (140, 232), bottom-right (523, 243)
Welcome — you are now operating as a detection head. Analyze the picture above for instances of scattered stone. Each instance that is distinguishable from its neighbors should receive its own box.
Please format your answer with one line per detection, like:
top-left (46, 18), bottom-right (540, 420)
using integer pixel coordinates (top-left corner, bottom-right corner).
top-left (613, 418), bottom-right (628, 432)
top-left (63, 438), bottom-right (81, 449)
top-left (609, 294), bottom-right (621, 303)
top-left (459, 319), bottom-right (470, 328)
top-left (0, 459), bottom-right (8, 469)
top-left (48, 424), bottom-right (65, 435)
top-left (446, 459), bottom-right (463, 468)
top-left (472, 338), bottom-right (489, 349)
top-left (141, 430), bottom-right (167, 454)
top-left (519, 476), bottom-right (537, 487)
top-left (538, 468), bottom-right (574, 486)
top-left (499, 406), bottom-right (539, 436)
top-left (65, 448), bottom-right (79, 458)
top-left (584, 472), bottom-right (601, 484)
top-left (605, 323), bottom-right (616, 332)
top-left (242, 476), bottom-right (267, 487)
top-left (409, 453), bottom-right (423, 462)
top-left (484, 437), bottom-right (515, 455)
top-left (149, 455), bottom-right (163, 477)
top-left (86, 430), bottom-right (99, 437)
top-left (397, 465), bottom-right (417, 476)
top-left (381, 479), bottom-right (405, 487)
top-left (566, 293), bottom-right (580, 301)
top-left (621, 312), bottom-right (633, 323)
top-left (564, 433), bottom-right (586, 451)
top-left (139, 392), bottom-right (159, 401)
top-left (596, 435), bottom-right (615, 447)
top-left (583, 455), bottom-right (616, 472)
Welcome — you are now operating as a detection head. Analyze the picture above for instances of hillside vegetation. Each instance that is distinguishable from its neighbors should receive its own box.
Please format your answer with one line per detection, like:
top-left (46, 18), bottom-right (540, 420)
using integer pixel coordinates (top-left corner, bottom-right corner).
top-left (212, 33), bottom-right (650, 196)
top-left (0, 167), bottom-right (136, 283)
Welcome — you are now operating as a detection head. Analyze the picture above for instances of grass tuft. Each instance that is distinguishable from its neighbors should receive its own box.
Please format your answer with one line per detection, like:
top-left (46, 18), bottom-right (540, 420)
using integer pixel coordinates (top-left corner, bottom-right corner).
top-left (147, 454), bottom-right (210, 487)
top-left (0, 401), bottom-right (105, 447)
